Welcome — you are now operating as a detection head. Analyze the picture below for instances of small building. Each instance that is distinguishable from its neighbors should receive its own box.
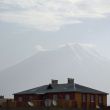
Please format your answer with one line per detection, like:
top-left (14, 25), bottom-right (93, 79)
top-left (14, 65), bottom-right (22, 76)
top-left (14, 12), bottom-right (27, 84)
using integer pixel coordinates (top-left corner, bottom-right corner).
top-left (107, 106), bottom-right (110, 110)
top-left (0, 96), bottom-right (14, 108)
top-left (0, 96), bottom-right (5, 107)
top-left (14, 78), bottom-right (108, 109)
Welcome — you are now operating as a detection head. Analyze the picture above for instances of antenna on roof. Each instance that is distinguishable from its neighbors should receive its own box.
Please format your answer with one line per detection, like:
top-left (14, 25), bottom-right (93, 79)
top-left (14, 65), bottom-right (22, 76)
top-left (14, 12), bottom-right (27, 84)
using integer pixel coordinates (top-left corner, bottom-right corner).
top-left (74, 82), bottom-right (76, 90)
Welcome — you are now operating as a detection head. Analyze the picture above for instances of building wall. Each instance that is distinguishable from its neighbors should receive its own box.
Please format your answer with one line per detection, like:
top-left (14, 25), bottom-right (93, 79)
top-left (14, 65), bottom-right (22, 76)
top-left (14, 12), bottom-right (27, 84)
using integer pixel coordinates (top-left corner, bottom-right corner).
top-left (75, 93), bottom-right (81, 109)
top-left (14, 92), bottom-right (107, 109)
top-left (74, 93), bottom-right (107, 109)
top-left (103, 95), bottom-right (107, 106)
top-left (14, 94), bottom-right (44, 102)
top-left (86, 94), bottom-right (90, 109)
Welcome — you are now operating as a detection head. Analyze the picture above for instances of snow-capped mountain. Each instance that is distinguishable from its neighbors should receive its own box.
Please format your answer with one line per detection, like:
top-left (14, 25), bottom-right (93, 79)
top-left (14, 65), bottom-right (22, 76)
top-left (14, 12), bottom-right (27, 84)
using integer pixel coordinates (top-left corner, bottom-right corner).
top-left (0, 43), bottom-right (110, 100)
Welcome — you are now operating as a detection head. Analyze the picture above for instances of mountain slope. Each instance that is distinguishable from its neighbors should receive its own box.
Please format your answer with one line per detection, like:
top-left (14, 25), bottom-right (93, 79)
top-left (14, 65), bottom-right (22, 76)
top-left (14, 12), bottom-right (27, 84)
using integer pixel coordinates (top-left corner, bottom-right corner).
top-left (0, 44), bottom-right (110, 99)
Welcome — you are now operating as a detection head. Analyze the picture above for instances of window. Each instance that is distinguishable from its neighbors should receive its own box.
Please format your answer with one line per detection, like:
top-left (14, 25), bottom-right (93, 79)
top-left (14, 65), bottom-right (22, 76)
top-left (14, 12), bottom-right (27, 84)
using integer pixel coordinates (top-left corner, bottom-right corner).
top-left (53, 95), bottom-right (58, 100)
top-left (65, 94), bottom-right (70, 101)
top-left (29, 96), bottom-right (33, 100)
top-left (98, 96), bottom-right (103, 104)
top-left (44, 95), bottom-right (48, 99)
top-left (59, 94), bottom-right (63, 99)
top-left (82, 94), bottom-right (86, 102)
top-left (18, 97), bottom-right (22, 102)
top-left (90, 95), bottom-right (95, 102)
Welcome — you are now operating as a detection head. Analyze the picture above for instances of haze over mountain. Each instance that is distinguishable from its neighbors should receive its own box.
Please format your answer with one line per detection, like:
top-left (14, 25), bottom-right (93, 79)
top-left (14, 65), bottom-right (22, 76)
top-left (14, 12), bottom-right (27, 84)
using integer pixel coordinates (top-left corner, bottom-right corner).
top-left (0, 43), bottom-right (110, 103)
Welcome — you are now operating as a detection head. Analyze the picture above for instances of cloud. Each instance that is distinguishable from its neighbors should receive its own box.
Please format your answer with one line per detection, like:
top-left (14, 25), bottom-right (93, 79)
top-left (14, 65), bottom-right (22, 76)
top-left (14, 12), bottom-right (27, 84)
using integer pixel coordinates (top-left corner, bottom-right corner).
top-left (59, 42), bottom-right (96, 48)
top-left (35, 45), bottom-right (47, 52)
top-left (0, 0), bottom-right (110, 31)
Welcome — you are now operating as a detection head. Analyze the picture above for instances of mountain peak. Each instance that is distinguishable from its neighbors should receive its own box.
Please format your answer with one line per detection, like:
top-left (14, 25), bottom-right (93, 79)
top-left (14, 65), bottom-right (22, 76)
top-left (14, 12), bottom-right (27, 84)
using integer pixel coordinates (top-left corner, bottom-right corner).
top-left (59, 43), bottom-right (95, 50)
top-left (58, 43), bottom-right (100, 58)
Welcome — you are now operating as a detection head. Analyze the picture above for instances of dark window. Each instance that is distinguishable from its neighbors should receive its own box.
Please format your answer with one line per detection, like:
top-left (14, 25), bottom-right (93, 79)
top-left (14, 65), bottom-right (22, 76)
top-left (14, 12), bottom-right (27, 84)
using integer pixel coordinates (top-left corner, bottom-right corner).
top-left (82, 94), bottom-right (87, 102)
top-left (18, 97), bottom-right (22, 102)
top-left (82, 94), bottom-right (87, 109)
top-left (44, 95), bottom-right (48, 99)
top-left (90, 94), bottom-right (96, 109)
top-left (29, 96), bottom-right (33, 100)
top-left (53, 95), bottom-right (58, 100)
top-left (90, 95), bottom-right (95, 102)
top-left (65, 94), bottom-right (70, 100)
top-left (70, 93), bottom-right (75, 100)
top-left (98, 95), bottom-right (103, 104)
top-left (59, 94), bottom-right (64, 99)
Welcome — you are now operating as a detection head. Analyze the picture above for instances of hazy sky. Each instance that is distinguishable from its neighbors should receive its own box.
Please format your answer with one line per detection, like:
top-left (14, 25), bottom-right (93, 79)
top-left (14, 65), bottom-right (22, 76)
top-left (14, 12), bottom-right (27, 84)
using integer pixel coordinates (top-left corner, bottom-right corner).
top-left (0, 0), bottom-right (110, 71)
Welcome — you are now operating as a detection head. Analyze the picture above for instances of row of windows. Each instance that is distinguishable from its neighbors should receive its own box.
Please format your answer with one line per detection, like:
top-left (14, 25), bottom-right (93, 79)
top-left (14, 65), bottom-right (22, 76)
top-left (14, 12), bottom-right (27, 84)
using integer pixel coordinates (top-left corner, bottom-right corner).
top-left (18, 94), bottom-right (71, 102)
top-left (45, 94), bottom-right (71, 101)
top-left (17, 94), bottom-right (103, 103)
top-left (82, 94), bottom-right (103, 103)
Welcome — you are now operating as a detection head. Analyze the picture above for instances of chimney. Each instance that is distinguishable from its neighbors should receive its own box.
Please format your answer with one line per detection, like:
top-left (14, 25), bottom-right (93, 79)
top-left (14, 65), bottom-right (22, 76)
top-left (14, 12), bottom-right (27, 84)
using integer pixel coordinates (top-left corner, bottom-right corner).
top-left (68, 78), bottom-right (74, 84)
top-left (51, 79), bottom-right (58, 85)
